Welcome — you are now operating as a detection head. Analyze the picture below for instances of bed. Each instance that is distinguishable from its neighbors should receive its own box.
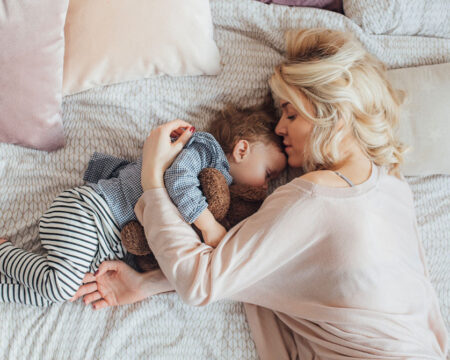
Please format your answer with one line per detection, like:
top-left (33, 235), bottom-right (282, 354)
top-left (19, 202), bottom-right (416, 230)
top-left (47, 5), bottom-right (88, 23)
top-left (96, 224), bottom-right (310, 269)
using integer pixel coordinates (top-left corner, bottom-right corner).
top-left (0, 0), bottom-right (449, 358)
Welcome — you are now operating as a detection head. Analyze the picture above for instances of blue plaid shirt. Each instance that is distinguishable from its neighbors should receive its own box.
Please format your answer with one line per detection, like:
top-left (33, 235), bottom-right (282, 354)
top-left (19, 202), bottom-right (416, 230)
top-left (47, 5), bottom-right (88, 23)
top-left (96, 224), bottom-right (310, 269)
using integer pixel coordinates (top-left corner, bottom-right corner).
top-left (83, 132), bottom-right (233, 228)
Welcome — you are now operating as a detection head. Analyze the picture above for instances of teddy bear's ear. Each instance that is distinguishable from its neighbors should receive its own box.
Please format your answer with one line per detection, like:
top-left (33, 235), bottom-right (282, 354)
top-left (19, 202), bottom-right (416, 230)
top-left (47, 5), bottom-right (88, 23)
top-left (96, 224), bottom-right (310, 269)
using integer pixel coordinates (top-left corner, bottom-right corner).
top-left (199, 168), bottom-right (230, 221)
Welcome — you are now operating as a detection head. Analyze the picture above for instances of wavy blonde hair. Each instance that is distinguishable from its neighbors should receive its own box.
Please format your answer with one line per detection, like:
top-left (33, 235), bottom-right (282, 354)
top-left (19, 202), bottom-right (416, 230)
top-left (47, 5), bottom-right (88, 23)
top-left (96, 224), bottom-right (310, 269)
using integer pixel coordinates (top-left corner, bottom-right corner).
top-left (269, 29), bottom-right (407, 176)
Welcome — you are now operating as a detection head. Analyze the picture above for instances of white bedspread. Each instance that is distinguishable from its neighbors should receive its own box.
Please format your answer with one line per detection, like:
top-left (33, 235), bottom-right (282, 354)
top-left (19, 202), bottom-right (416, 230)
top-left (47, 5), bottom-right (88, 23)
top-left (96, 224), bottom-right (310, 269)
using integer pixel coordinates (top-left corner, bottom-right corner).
top-left (0, 0), bottom-right (448, 358)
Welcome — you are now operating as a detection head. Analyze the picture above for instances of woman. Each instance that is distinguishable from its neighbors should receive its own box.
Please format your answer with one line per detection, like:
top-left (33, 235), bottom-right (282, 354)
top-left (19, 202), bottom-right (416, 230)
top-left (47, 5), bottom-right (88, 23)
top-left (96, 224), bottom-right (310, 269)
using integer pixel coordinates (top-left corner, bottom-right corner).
top-left (72, 29), bottom-right (448, 358)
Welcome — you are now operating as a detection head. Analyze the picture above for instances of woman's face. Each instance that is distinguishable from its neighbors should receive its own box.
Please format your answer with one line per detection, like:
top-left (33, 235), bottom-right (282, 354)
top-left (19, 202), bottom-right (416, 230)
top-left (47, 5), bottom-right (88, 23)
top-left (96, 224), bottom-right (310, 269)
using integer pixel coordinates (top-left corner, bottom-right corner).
top-left (275, 92), bottom-right (315, 168)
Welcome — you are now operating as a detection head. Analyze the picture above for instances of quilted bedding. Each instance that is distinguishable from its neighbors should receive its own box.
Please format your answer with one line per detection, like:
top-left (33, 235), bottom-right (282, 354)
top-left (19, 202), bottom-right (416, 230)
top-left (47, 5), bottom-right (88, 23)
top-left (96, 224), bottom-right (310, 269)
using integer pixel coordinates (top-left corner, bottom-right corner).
top-left (0, 0), bottom-right (448, 358)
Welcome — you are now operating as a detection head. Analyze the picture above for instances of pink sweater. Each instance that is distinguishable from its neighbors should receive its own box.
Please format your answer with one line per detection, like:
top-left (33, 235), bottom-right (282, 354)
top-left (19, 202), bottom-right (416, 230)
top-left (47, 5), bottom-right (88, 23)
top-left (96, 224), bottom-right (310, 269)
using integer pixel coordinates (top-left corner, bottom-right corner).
top-left (135, 164), bottom-right (448, 359)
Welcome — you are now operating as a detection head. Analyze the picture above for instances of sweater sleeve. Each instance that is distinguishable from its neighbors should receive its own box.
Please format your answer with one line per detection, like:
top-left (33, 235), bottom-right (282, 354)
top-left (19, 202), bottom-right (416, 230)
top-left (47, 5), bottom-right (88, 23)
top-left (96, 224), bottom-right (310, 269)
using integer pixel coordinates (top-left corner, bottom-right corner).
top-left (134, 182), bottom-right (315, 306)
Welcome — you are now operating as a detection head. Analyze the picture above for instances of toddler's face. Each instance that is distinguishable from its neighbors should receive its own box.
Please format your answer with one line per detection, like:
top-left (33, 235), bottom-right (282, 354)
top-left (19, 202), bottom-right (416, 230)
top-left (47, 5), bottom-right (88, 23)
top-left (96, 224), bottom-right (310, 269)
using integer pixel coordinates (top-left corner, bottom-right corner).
top-left (230, 142), bottom-right (287, 188)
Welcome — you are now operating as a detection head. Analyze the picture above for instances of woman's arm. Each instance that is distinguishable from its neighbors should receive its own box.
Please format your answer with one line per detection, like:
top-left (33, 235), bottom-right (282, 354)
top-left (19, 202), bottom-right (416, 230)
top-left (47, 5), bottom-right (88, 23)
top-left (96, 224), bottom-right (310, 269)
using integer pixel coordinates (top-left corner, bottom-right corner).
top-left (136, 183), bottom-right (312, 306)
top-left (73, 184), bottom-right (310, 310)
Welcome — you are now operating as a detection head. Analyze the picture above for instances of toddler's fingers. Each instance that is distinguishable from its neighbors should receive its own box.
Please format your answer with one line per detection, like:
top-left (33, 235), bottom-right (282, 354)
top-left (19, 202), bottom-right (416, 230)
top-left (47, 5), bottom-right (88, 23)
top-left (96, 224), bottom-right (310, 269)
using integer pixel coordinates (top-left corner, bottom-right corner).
top-left (0, 238), bottom-right (8, 245)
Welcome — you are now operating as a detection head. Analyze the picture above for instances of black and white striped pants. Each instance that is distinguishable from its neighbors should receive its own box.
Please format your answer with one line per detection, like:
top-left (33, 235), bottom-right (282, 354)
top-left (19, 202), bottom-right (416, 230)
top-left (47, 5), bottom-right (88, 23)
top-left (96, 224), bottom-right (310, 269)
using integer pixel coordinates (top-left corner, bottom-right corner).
top-left (0, 186), bottom-right (126, 306)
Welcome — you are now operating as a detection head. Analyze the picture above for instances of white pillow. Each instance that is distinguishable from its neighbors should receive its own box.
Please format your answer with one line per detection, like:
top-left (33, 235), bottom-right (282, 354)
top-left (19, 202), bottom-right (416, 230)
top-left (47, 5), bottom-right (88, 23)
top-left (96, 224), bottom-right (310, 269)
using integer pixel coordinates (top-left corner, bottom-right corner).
top-left (387, 63), bottom-right (450, 176)
top-left (344, 0), bottom-right (450, 38)
top-left (63, 0), bottom-right (221, 95)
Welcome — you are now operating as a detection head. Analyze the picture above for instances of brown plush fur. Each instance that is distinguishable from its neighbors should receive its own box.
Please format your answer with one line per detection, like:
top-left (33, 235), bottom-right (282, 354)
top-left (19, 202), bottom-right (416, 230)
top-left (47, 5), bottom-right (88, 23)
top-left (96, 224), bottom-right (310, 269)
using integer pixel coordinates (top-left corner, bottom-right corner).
top-left (120, 168), bottom-right (268, 272)
top-left (222, 183), bottom-right (267, 229)
top-left (198, 168), bottom-right (230, 221)
top-left (121, 220), bottom-right (150, 256)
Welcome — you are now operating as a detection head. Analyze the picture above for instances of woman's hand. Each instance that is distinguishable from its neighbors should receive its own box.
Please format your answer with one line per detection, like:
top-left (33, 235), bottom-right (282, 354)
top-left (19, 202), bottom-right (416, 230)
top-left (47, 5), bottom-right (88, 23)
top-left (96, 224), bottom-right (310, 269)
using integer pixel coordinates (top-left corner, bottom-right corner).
top-left (70, 261), bottom-right (147, 309)
top-left (141, 119), bottom-right (195, 191)
top-left (70, 260), bottom-right (175, 310)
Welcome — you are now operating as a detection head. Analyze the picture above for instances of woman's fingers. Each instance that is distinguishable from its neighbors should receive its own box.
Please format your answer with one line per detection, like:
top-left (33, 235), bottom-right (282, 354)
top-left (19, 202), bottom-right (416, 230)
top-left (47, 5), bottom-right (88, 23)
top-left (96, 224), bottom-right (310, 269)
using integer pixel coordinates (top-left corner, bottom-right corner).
top-left (94, 260), bottom-right (121, 277)
top-left (92, 299), bottom-right (110, 311)
top-left (82, 272), bottom-right (96, 283)
top-left (141, 119), bottom-right (194, 190)
top-left (70, 281), bottom-right (97, 302)
top-left (154, 119), bottom-right (193, 137)
top-left (173, 126), bottom-right (195, 151)
top-left (165, 119), bottom-right (192, 131)
top-left (83, 291), bottom-right (103, 305)
top-left (170, 129), bottom-right (183, 138)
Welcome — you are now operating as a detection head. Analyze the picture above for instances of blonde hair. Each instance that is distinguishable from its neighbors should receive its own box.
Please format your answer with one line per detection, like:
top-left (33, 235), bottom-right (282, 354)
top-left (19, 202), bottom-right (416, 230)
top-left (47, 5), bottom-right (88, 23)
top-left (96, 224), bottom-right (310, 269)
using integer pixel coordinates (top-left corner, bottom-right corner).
top-left (269, 28), bottom-right (407, 176)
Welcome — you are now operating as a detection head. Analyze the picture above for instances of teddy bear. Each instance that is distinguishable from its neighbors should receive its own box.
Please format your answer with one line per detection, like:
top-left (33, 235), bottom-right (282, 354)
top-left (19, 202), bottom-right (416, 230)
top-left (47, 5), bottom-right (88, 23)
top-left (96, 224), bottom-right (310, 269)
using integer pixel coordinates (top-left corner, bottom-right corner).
top-left (120, 168), bottom-right (268, 272)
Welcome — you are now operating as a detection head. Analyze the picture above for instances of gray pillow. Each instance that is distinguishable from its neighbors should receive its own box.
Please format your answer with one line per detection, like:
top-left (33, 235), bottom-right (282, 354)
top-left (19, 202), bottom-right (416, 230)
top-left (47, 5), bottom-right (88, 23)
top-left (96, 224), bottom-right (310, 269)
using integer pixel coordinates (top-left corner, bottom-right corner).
top-left (344, 0), bottom-right (450, 38)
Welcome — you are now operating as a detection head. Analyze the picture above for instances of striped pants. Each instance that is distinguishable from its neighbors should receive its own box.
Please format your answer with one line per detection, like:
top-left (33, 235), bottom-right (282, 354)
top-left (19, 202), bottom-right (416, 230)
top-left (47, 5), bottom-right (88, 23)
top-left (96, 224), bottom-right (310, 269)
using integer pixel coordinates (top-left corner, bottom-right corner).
top-left (0, 186), bottom-right (126, 306)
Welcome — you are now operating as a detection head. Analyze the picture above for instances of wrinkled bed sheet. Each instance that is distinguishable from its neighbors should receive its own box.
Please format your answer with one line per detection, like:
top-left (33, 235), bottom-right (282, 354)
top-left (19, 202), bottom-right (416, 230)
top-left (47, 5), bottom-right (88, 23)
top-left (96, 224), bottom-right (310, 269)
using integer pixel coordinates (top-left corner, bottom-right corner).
top-left (0, 0), bottom-right (449, 358)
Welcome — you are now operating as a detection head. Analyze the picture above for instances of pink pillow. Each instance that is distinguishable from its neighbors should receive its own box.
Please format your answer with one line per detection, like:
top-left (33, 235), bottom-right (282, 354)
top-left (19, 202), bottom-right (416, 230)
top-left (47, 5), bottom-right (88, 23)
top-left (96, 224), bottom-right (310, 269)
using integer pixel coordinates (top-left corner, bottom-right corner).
top-left (0, 0), bottom-right (68, 151)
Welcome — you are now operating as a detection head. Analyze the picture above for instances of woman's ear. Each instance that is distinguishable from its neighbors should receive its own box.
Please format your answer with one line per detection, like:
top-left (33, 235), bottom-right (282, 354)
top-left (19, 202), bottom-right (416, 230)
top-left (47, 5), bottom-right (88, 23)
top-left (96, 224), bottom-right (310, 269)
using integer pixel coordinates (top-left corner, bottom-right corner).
top-left (231, 140), bottom-right (250, 163)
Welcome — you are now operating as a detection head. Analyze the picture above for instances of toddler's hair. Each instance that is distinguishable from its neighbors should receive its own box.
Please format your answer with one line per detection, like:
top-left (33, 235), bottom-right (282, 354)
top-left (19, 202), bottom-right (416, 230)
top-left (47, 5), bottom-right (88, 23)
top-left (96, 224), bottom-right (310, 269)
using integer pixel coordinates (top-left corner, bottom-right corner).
top-left (209, 103), bottom-right (283, 155)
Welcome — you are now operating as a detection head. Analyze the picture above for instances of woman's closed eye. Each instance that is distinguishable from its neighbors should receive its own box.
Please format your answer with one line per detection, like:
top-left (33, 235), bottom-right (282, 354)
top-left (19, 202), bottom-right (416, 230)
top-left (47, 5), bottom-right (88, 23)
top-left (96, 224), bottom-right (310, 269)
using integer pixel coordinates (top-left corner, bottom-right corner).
top-left (287, 115), bottom-right (296, 120)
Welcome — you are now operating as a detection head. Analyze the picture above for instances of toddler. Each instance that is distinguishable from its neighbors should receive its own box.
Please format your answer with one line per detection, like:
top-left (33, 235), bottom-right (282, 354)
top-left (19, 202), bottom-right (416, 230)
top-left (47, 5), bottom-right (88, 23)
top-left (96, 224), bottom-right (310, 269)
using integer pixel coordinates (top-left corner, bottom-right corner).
top-left (0, 106), bottom-right (286, 306)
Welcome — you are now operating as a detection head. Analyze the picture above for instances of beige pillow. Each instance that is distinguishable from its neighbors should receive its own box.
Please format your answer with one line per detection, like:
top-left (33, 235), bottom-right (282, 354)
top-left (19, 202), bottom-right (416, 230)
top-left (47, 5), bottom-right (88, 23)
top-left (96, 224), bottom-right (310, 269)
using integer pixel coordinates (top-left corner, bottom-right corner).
top-left (63, 0), bottom-right (221, 95)
top-left (387, 63), bottom-right (450, 176)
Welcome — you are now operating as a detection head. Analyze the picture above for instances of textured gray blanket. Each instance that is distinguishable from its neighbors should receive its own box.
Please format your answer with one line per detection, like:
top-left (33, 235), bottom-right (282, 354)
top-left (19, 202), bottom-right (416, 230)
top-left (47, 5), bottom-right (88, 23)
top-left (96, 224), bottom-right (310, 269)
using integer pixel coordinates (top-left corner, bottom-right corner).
top-left (0, 0), bottom-right (448, 358)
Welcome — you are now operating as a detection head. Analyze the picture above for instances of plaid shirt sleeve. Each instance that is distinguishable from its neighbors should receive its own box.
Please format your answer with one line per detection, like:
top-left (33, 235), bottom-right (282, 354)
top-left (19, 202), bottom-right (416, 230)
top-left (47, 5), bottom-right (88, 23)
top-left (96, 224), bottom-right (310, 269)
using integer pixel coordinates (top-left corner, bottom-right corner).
top-left (164, 144), bottom-right (210, 224)
top-left (83, 152), bottom-right (131, 183)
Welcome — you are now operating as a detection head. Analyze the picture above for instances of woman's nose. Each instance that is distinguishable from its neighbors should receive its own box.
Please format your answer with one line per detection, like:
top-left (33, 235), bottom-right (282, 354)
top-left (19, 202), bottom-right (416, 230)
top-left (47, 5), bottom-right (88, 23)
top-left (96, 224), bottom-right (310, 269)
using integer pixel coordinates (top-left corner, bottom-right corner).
top-left (275, 117), bottom-right (286, 136)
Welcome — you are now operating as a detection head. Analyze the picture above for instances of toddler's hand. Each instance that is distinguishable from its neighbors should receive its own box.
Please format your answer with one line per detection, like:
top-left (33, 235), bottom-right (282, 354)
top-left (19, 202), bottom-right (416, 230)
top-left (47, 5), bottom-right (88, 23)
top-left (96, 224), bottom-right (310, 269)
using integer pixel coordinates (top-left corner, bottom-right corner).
top-left (0, 238), bottom-right (7, 245)
top-left (202, 222), bottom-right (227, 248)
